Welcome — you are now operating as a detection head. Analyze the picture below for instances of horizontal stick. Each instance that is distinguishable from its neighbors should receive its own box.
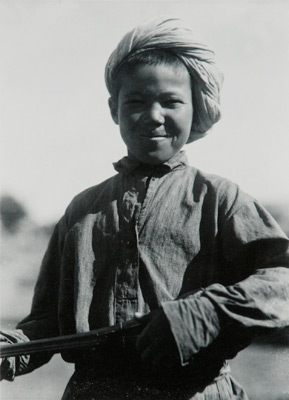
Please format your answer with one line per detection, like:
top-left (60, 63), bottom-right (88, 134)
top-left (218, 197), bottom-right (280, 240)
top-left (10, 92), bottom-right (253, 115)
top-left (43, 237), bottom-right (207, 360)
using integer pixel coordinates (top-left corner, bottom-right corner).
top-left (0, 318), bottom-right (142, 358)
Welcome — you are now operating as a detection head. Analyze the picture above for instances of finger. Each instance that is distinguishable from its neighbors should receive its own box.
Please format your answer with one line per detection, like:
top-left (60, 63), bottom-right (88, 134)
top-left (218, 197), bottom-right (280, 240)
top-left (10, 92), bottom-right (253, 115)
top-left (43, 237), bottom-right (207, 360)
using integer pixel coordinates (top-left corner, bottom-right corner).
top-left (0, 358), bottom-right (15, 382)
top-left (134, 312), bottom-right (146, 321)
top-left (140, 341), bottom-right (159, 365)
top-left (142, 337), bottom-right (181, 368)
top-left (151, 350), bottom-right (168, 369)
top-left (134, 311), bottom-right (154, 326)
top-left (140, 343), bottom-right (175, 371)
top-left (136, 325), bottom-right (153, 353)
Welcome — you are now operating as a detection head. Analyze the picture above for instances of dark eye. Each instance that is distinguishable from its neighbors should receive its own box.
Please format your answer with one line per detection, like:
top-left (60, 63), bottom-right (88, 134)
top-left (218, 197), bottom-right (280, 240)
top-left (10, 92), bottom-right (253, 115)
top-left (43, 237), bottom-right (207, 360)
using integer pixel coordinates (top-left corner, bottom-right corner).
top-left (125, 99), bottom-right (145, 105)
top-left (164, 99), bottom-right (183, 107)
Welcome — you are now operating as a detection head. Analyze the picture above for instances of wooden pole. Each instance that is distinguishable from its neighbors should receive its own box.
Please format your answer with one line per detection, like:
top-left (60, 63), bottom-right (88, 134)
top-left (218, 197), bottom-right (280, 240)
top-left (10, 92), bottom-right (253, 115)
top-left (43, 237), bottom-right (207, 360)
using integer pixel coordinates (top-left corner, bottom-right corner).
top-left (0, 318), bottom-right (142, 358)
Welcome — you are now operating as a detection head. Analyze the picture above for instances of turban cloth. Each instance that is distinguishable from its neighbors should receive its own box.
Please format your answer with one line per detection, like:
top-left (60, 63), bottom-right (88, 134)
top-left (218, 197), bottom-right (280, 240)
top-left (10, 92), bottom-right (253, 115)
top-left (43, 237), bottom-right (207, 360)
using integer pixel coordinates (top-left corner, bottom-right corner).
top-left (105, 18), bottom-right (224, 143)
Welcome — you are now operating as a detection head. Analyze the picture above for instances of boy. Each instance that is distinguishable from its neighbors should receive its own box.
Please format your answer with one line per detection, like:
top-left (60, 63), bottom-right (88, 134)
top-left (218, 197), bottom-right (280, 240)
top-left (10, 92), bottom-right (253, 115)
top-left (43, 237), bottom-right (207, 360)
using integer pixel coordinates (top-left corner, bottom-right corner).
top-left (1, 18), bottom-right (289, 399)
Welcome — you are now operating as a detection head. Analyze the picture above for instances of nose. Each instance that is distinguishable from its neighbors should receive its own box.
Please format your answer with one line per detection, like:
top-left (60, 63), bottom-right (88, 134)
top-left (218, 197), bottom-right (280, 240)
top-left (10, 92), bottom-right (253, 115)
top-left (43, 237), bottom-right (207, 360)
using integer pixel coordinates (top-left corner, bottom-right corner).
top-left (143, 103), bottom-right (165, 126)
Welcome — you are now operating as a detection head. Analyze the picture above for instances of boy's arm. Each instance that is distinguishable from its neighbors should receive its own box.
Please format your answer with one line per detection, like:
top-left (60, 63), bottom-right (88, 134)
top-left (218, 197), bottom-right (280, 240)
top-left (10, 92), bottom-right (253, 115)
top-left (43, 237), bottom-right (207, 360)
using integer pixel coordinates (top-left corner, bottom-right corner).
top-left (162, 259), bottom-right (289, 367)
top-left (138, 242), bottom-right (289, 370)
top-left (138, 202), bottom-right (289, 369)
top-left (1, 217), bottom-right (67, 377)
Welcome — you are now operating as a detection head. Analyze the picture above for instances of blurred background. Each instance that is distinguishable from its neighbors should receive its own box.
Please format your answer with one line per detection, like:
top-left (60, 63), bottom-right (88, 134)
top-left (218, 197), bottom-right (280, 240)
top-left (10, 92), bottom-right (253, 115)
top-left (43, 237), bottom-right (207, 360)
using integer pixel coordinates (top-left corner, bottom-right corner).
top-left (1, 0), bottom-right (289, 399)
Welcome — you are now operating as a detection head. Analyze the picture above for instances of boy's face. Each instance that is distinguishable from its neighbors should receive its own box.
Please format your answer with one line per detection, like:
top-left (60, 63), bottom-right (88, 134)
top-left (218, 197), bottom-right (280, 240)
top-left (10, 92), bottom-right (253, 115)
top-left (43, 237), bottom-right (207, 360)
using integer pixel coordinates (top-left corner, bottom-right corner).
top-left (109, 63), bottom-right (194, 164)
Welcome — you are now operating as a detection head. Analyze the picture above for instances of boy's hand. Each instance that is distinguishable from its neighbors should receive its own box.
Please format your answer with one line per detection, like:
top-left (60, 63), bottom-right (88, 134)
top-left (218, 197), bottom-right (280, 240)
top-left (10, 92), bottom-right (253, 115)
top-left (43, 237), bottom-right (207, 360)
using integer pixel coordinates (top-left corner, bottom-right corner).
top-left (0, 335), bottom-right (16, 381)
top-left (0, 357), bottom-right (16, 382)
top-left (0, 332), bottom-right (30, 381)
top-left (135, 309), bottom-right (180, 371)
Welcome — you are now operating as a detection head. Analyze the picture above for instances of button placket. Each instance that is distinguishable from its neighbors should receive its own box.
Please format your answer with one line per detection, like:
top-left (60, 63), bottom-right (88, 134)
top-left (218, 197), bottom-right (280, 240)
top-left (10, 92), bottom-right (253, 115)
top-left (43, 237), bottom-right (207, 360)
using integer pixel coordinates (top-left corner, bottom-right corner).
top-left (114, 179), bottom-right (148, 323)
top-left (135, 174), bottom-right (159, 234)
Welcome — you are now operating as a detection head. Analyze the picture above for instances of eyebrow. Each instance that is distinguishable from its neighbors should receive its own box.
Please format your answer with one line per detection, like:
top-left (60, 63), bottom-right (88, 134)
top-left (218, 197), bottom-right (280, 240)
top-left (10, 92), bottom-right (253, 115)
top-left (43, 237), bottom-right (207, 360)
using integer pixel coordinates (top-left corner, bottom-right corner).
top-left (123, 90), bottom-right (183, 98)
top-left (123, 91), bottom-right (144, 97)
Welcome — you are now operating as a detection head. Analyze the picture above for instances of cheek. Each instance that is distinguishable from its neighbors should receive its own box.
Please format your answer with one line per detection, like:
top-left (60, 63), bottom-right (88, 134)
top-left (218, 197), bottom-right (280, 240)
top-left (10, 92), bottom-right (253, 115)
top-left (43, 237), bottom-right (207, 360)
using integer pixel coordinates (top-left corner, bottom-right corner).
top-left (181, 107), bottom-right (194, 133)
top-left (169, 110), bottom-right (193, 134)
top-left (119, 112), bottom-right (142, 131)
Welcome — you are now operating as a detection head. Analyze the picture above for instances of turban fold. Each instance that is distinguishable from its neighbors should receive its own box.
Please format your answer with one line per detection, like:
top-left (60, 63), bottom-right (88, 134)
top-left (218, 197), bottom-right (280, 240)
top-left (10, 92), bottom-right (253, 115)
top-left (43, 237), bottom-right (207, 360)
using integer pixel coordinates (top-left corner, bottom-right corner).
top-left (105, 18), bottom-right (224, 142)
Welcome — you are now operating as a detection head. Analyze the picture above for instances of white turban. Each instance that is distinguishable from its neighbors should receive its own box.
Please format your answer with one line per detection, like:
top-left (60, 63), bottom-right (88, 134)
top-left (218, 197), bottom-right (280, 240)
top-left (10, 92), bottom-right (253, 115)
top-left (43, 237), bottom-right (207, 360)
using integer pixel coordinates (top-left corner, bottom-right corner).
top-left (105, 18), bottom-right (224, 143)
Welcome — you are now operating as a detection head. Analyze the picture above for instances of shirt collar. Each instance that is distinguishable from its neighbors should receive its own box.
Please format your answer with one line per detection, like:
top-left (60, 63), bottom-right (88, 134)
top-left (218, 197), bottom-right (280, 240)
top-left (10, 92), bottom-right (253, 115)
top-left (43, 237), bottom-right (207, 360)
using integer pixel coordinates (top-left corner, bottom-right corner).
top-left (113, 151), bottom-right (189, 175)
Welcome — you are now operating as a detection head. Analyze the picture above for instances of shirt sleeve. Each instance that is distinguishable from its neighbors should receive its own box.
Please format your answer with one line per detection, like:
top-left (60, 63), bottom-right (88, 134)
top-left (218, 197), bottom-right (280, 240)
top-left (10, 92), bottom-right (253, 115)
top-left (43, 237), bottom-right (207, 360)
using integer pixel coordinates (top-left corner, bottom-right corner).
top-left (4, 185), bottom-right (103, 376)
top-left (162, 199), bottom-right (289, 366)
top-left (11, 216), bottom-right (67, 375)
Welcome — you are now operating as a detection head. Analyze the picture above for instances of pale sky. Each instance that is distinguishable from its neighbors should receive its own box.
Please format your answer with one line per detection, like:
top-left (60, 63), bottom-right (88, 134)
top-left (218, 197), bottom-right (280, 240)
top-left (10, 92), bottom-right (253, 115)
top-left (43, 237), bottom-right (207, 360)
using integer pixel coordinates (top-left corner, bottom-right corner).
top-left (1, 0), bottom-right (289, 224)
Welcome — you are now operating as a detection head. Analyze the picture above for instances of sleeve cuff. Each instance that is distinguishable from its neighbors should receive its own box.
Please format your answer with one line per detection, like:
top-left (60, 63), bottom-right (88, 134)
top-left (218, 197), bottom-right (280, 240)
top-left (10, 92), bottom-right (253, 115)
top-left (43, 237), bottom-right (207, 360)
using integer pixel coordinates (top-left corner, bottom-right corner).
top-left (162, 296), bottom-right (221, 366)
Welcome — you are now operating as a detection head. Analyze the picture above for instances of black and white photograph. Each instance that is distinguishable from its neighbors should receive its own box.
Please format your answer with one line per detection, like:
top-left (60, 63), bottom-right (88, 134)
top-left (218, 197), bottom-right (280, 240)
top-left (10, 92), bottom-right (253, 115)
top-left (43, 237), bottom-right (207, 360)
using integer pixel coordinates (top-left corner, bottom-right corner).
top-left (1, 1), bottom-right (289, 399)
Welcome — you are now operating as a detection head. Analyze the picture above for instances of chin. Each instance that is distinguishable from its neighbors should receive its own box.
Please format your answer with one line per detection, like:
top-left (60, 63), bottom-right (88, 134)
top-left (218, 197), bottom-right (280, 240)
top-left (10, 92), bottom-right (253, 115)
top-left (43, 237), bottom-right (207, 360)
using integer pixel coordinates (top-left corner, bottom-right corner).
top-left (138, 153), bottom-right (173, 165)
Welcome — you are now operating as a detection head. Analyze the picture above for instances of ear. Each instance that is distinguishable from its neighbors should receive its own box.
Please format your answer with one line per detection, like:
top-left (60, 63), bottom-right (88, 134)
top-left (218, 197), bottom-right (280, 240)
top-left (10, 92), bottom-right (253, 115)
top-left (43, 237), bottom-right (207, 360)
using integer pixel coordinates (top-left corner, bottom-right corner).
top-left (108, 97), bottom-right (119, 125)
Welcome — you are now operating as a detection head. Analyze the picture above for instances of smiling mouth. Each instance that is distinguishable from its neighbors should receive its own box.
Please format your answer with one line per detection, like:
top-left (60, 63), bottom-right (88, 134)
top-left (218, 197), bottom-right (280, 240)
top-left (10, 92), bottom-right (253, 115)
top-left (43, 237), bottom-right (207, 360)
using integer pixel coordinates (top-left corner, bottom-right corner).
top-left (140, 135), bottom-right (170, 141)
top-left (141, 134), bottom-right (168, 137)
top-left (140, 131), bottom-right (169, 138)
